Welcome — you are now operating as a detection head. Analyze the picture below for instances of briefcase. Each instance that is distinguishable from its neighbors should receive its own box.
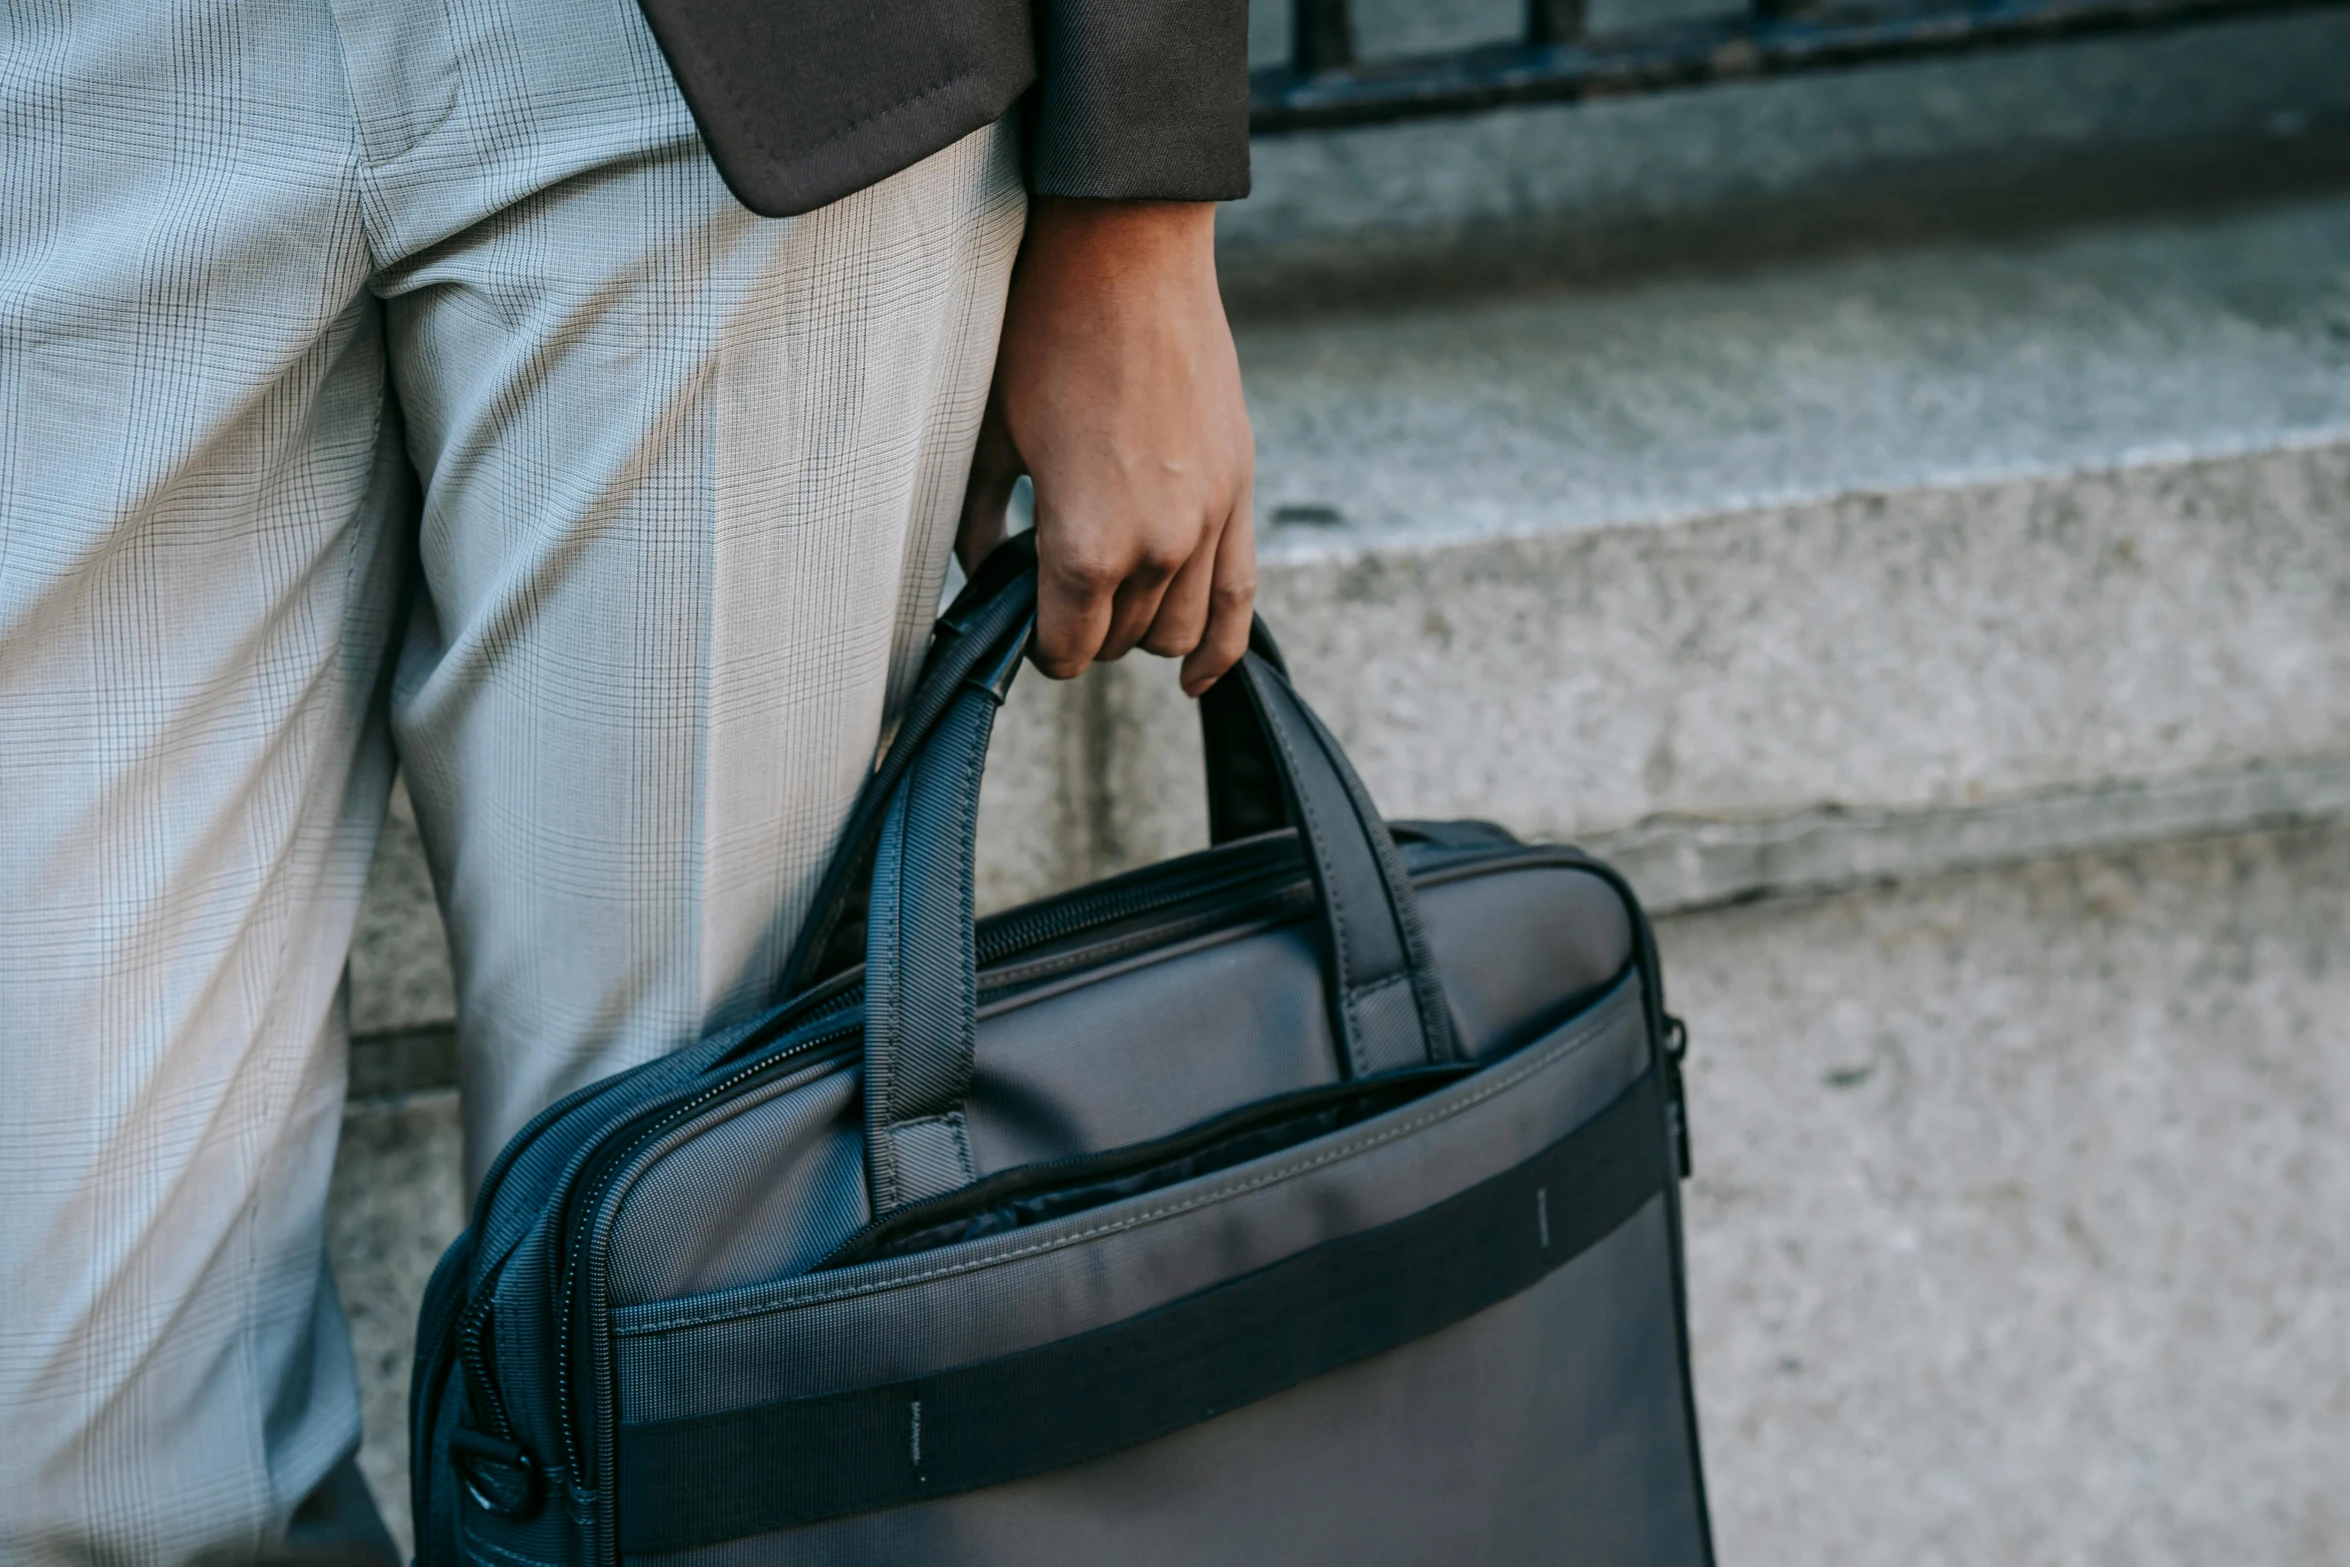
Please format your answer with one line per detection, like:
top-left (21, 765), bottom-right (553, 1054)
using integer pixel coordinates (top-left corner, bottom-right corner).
top-left (411, 535), bottom-right (1714, 1564)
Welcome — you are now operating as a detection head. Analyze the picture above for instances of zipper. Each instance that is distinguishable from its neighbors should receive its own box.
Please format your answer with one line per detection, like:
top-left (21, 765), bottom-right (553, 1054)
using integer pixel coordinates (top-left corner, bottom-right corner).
top-left (964, 828), bottom-right (1520, 986)
top-left (557, 1027), bottom-right (860, 1502)
top-left (409, 1230), bottom-right (476, 1559)
top-left (448, 1017), bottom-right (859, 1504)
top-left (456, 1287), bottom-right (513, 1440)
top-left (972, 835), bottom-right (1305, 968)
top-left (465, 961), bottom-right (865, 1253)
top-left (818, 1063), bottom-right (1473, 1270)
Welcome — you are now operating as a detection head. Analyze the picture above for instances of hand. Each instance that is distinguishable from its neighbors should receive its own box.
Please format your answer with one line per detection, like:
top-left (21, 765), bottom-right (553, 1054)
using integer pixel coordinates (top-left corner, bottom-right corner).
top-left (958, 198), bottom-right (1256, 697)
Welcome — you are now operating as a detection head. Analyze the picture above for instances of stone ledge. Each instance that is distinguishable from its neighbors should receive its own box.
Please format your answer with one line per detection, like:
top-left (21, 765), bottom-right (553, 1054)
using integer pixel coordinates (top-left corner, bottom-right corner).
top-left (349, 751), bottom-right (2350, 1098)
top-left (350, 193), bottom-right (2350, 1037)
top-left (1087, 438), bottom-right (2350, 878)
top-left (1235, 195), bottom-right (2350, 552)
top-left (350, 1027), bottom-right (458, 1103)
top-left (1594, 751), bottom-right (2350, 914)
top-left (1222, 8), bottom-right (2350, 313)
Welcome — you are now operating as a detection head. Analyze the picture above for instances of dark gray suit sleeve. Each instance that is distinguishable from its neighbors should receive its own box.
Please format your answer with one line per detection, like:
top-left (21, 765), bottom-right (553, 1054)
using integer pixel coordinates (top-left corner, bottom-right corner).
top-left (635, 0), bottom-right (1248, 219)
top-left (1028, 0), bottom-right (1253, 202)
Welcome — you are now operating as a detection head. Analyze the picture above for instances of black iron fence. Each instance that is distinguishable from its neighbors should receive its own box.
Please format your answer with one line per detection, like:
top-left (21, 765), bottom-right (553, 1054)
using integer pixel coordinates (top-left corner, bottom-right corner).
top-left (1252, 0), bottom-right (2347, 130)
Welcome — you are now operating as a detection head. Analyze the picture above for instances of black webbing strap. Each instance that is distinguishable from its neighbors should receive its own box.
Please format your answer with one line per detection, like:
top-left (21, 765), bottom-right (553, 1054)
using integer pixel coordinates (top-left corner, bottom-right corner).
top-left (1200, 616), bottom-right (1292, 844)
top-left (616, 1071), bottom-right (1670, 1555)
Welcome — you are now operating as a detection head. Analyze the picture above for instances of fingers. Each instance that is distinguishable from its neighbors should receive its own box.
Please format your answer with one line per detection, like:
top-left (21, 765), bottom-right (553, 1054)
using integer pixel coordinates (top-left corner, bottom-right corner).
top-left (1032, 454), bottom-right (1256, 684)
top-left (1095, 526), bottom-right (1191, 662)
top-left (985, 194), bottom-right (1254, 683)
top-left (1031, 524), bottom-right (1122, 679)
top-left (1136, 520), bottom-right (1219, 662)
top-left (1033, 485), bottom-right (1251, 681)
top-left (1180, 487), bottom-right (1257, 697)
top-left (1031, 518), bottom-right (1195, 677)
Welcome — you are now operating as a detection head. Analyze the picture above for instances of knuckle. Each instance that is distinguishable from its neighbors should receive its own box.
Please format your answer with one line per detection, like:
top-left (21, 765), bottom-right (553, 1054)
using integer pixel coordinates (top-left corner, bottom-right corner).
top-left (1141, 624), bottom-right (1200, 658)
top-left (1029, 627), bottom-right (1093, 680)
top-left (1139, 535), bottom-right (1194, 578)
top-left (1052, 553), bottom-right (1122, 596)
top-left (1211, 573), bottom-right (1258, 611)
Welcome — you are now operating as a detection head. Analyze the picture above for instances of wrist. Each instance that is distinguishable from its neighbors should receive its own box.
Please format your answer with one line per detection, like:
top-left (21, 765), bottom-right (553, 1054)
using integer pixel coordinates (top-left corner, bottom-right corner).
top-left (1021, 198), bottom-right (1216, 280)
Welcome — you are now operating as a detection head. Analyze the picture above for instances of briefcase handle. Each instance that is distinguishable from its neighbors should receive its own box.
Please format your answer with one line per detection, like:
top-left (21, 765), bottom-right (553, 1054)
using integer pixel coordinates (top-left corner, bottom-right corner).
top-left (779, 535), bottom-right (1385, 992)
top-left (847, 538), bottom-right (1457, 1217)
top-left (778, 536), bottom-right (1048, 997)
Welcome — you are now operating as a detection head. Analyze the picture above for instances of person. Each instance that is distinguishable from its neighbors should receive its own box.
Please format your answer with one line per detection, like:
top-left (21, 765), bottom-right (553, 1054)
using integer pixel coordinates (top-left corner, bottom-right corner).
top-left (0, 0), bottom-right (1256, 1558)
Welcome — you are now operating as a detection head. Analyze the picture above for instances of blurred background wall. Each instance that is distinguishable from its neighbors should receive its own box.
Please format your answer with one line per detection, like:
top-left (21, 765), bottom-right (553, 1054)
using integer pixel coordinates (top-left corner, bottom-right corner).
top-left (336, 3), bottom-right (2350, 1555)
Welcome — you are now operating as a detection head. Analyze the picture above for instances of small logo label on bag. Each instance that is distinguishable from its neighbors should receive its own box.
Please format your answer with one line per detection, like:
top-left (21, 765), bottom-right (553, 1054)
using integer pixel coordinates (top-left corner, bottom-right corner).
top-left (910, 1398), bottom-right (924, 1476)
top-left (1537, 1187), bottom-right (1551, 1251)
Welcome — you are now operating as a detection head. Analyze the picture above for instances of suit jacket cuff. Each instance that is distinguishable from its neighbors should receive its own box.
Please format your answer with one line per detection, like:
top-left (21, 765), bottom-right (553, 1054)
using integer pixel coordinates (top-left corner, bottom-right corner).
top-left (1028, 0), bottom-right (1253, 202)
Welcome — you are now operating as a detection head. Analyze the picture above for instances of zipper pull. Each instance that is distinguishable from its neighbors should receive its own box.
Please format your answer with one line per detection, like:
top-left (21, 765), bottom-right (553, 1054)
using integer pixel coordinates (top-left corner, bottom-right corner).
top-left (450, 1427), bottom-right (542, 1519)
top-left (566, 1475), bottom-right (601, 1531)
top-left (1662, 1013), bottom-right (1693, 1179)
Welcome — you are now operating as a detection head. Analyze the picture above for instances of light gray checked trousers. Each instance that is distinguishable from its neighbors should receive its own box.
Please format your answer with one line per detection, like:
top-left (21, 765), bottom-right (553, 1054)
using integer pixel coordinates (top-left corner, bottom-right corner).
top-left (0, 0), bottom-right (1025, 1556)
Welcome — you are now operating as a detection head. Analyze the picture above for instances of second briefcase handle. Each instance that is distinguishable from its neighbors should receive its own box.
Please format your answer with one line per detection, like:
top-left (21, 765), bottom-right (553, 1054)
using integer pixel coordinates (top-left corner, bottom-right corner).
top-left (777, 537), bottom-right (1044, 998)
top-left (1199, 617), bottom-right (1294, 845)
top-left (854, 550), bottom-right (1457, 1217)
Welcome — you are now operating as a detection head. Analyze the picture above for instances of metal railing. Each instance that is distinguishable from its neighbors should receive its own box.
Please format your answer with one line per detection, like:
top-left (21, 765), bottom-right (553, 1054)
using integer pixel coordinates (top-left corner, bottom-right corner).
top-left (1252, 0), bottom-right (2346, 130)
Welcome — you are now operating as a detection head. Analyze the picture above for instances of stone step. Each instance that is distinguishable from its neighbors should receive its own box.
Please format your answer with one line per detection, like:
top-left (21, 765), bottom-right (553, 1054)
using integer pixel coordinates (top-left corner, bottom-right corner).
top-left (351, 187), bottom-right (2350, 1053)
top-left (1668, 819), bottom-right (2350, 1566)
top-left (1221, 5), bottom-right (2350, 312)
top-left (981, 187), bottom-right (2350, 888)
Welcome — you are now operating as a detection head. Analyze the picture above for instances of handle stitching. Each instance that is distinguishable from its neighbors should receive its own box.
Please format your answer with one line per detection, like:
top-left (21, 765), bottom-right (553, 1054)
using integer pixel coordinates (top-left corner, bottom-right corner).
top-left (870, 690), bottom-right (998, 1215)
top-left (867, 786), bottom-right (912, 1214)
top-left (1299, 694), bottom-right (1455, 1062)
top-left (1343, 970), bottom-right (1413, 1050)
top-left (884, 1111), bottom-right (978, 1199)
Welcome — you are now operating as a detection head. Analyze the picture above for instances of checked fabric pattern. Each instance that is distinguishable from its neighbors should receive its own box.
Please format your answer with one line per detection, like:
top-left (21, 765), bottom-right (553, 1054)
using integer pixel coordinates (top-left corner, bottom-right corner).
top-left (0, 1), bottom-right (1023, 1556)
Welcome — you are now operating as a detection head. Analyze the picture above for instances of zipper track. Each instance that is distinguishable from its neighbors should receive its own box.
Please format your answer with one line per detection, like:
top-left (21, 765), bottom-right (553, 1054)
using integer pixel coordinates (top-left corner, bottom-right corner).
top-left (574, 1031), bottom-right (861, 1558)
top-left (447, 990), bottom-right (869, 1457)
top-left (973, 839), bottom-right (1300, 968)
top-left (818, 1063), bottom-right (1473, 1270)
top-left (552, 1024), bottom-right (858, 1490)
top-left (456, 1289), bottom-right (513, 1443)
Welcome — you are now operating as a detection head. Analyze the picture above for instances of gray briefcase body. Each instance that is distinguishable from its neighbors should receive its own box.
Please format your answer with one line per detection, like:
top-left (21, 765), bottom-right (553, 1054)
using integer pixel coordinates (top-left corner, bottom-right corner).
top-left (412, 538), bottom-right (1713, 1564)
